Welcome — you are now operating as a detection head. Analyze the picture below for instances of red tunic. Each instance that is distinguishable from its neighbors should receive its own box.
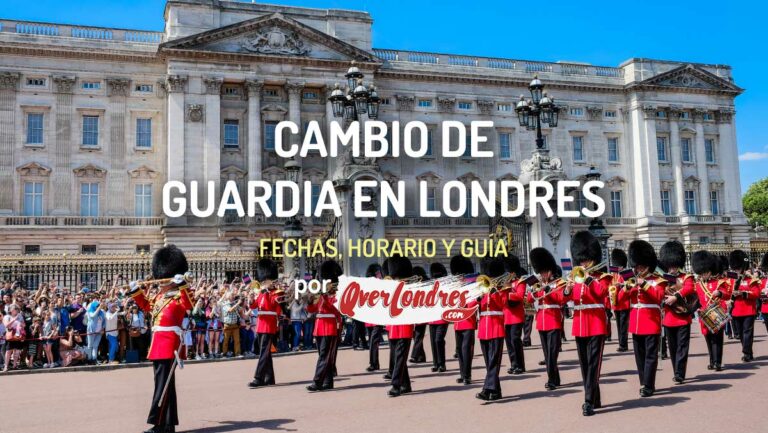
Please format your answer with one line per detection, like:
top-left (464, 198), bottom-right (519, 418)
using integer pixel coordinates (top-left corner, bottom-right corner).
top-left (250, 290), bottom-right (281, 334)
top-left (388, 324), bottom-right (414, 339)
top-left (567, 273), bottom-right (610, 337)
top-left (527, 281), bottom-right (567, 331)
top-left (453, 299), bottom-right (478, 331)
top-left (662, 274), bottom-right (696, 327)
top-left (611, 273), bottom-right (630, 311)
top-left (131, 286), bottom-right (193, 361)
top-left (729, 276), bottom-right (761, 317)
top-left (627, 274), bottom-right (666, 335)
top-left (307, 294), bottom-right (342, 337)
top-left (477, 291), bottom-right (505, 340)
top-left (761, 278), bottom-right (768, 314)
top-left (503, 281), bottom-right (526, 325)
top-left (694, 278), bottom-right (731, 335)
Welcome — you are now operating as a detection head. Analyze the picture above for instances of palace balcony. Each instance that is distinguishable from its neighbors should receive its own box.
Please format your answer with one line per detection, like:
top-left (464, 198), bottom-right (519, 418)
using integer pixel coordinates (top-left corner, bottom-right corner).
top-left (0, 216), bottom-right (165, 227)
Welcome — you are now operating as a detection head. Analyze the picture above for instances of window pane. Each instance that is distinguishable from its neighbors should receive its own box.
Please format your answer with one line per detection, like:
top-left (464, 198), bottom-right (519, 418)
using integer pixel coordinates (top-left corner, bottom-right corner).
top-left (499, 133), bottom-right (511, 159)
top-left (27, 113), bottom-right (44, 144)
top-left (607, 137), bottom-right (618, 162)
top-left (656, 137), bottom-right (667, 161)
top-left (224, 120), bottom-right (239, 148)
top-left (572, 136), bottom-right (583, 161)
top-left (425, 129), bottom-right (433, 156)
top-left (136, 118), bottom-right (152, 148)
top-left (82, 116), bottom-right (99, 146)
top-left (264, 122), bottom-right (277, 150)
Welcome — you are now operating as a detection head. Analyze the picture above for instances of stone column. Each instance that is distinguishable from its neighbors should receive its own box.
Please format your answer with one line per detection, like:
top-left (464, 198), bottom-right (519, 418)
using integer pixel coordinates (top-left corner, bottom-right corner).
top-left (717, 109), bottom-right (740, 215)
top-left (0, 72), bottom-right (20, 215)
top-left (629, 106), bottom-right (663, 220)
top-left (105, 78), bottom-right (130, 216)
top-left (246, 80), bottom-right (263, 182)
top-left (51, 75), bottom-right (77, 215)
top-left (286, 81), bottom-right (304, 165)
top-left (693, 109), bottom-right (710, 215)
top-left (166, 75), bottom-right (187, 184)
top-left (203, 76), bottom-right (222, 209)
top-left (668, 108), bottom-right (686, 215)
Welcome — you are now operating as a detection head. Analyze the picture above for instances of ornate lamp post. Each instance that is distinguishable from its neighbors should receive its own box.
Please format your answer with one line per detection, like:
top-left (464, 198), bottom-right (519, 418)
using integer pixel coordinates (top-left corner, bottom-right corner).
top-left (585, 166), bottom-right (612, 263)
top-left (328, 62), bottom-right (380, 123)
top-left (515, 75), bottom-right (560, 150)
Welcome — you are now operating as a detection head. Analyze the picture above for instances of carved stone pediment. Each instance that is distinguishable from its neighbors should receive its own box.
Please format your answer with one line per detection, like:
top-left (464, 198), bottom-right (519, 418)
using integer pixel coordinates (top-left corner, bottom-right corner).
top-left (159, 13), bottom-right (379, 64)
top-left (634, 64), bottom-right (742, 95)
top-left (684, 175), bottom-right (700, 189)
top-left (73, 163), bottom-right (107, 178)
top-left (477, 100), bottom-right (494, 115)
top-left (416, 171), bottom-right (442, 185)
top-left (604, 175), bottom-right (627, 188)
top-left (457, 172), bottom-right (481, 185)
top-left (17, 162), bottom-right (51, 177)
top-left (0, 71), bottom-right (21, 90)
top-left (496, 173), bottom-right (518, 182)
top-left (106, 78), bottom-right (130, 97)
top-left (262, 166), bottom-right (286, 183)
top-left (395, 94), bottom-right (414, 111)
top-left (436, 97), bottom-right (455, 113)
top-left (128, 165), bottom-right (158, 180)
top-left (301, 167), bottom-right (326, 183)
top-left (220, 165), bottom-right (247, 180)
top-left (586, 106), bottom-right (603, 120)
top-left (261, 103), bottom-right (288, 114)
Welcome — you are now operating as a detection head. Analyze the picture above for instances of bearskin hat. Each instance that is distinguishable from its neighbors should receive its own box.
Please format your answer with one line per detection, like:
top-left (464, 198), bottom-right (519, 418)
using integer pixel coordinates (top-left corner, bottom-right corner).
top-left (610, 249), bottom-right (628, 268)
top-left (659, 241), bottom-right (686, 272)
top-left (255, 258), bottom-right (278, 282)
top-left (761, 252), bottom-right (768, 273)
top-left (570, 231), bottom-right (602, 265)
top-left (386, 255), bottom-right (413, 280)
top-left (449, 255), bottom-right (475, 275)
top-left (691, 250), bottom-right (715, 275)
top-left (729, 249), bottom-right (750, 272)
top-left (151, 245), bottom-right (188, 280)
top-left (319, 260), bottom-right (343, 284)
top-left (628, 240), bottom-right (658, 271)
top-left (530, 248), bottom-right (558, 274)
top-left (480, 257), bottom-right (506, 279)
top-left (502, 254), bottom-right (524, 277)
top-left (718, 255), bottom-right (729, 275)
top-left (430, 262), bottom-right (448, 279)
top-left (365, 263), bottom-right (382, 278)
top-left (413, 266), bottom-right (429, 281)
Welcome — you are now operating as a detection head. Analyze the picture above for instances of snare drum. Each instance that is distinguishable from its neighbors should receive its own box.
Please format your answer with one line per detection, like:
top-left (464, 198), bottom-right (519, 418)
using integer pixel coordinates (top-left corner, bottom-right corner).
top-left (700, 303), bottom-right (728, 333)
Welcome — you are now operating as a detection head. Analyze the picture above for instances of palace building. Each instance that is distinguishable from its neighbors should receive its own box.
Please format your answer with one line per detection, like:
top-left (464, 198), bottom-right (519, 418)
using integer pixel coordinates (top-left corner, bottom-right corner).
top-left (0, 0), bottom-right (749, 277)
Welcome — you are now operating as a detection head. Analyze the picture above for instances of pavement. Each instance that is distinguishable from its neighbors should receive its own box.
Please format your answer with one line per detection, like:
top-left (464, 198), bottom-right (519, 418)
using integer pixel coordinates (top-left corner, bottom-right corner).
top-left (2, 320), bottom-right (768, 433)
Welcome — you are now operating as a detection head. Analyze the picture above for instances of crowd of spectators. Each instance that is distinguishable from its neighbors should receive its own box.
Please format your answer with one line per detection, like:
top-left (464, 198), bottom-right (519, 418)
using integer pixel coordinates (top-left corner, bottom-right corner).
top-left (0, 276), bottom-right (372, 372)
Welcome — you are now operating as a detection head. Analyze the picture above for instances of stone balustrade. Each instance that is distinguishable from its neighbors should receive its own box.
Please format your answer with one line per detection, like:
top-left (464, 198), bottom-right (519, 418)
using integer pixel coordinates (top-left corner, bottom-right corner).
top-left (0, 19), bottom-right (163, 44)
top-left (1, 216), bottom-right (165, 227)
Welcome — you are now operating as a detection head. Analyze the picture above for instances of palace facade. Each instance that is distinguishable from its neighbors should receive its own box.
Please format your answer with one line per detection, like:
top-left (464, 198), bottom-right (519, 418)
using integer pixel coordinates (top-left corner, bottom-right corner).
top-left (0, 0), bottom-right (749, 275)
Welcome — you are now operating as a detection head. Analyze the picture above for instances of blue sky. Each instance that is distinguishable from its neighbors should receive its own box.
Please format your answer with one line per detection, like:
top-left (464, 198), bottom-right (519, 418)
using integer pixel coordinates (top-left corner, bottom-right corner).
top-left (4, 0), bottom-right (766, 193)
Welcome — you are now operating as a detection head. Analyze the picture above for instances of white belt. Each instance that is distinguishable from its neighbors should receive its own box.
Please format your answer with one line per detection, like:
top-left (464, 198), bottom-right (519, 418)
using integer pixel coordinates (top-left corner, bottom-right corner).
top-left (573, 304), bottom-right (603, 311)
top-left (480, 311), bottom-right (503, 316)
top-left (258, 311), bottom-right (277, 316)
top-left (631, 303), bottom-right (661, 309)
top-left (537, 304), bottom-right (561, 310)
top-left (316, 314), bottom-right (337, 319)
top-left (152, 326), bottom-right (182, 336)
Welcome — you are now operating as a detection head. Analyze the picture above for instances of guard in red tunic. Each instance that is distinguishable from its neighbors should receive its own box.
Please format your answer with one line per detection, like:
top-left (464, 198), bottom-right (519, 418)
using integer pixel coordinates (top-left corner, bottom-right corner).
top-left (451, 255), bottom-right (477, 385)
top-left (307, 260), bottom-right (343, 391)
top-left (692, 251), bottom-right (731, 371)
top-left (563, 231), bottom-right (611, 417)
top-left (386, 255), bottom-right (415, 397)
top-left (365, 263), bottom-right (385, 372)
top-left (659, 241), bottom-right (697, 384)
top-left (526, 248), bottom-right (567, 390)
top-left (502, 255), bottom-right (526, 375)
top-left (129, 245), bottom-right (193, 433)
top-left (625, 240), bottom-right (667, 397)
top-left (476, 258), bottom-right (507, 401)
top-left (428, 262), bottom-right (449, 373)
top-left (609, 249), bottom-right (630, 352)
top-left (760, 253), bottom-right (768, 335)
top-left (248, 259), bottom-right (282, 388)
top-left (728, 250), bottom-right (760, 362)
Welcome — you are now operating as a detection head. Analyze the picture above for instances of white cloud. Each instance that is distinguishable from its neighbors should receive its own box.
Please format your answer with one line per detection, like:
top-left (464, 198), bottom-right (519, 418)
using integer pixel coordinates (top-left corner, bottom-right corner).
top-left (739, 152), bottom-right (768, 161)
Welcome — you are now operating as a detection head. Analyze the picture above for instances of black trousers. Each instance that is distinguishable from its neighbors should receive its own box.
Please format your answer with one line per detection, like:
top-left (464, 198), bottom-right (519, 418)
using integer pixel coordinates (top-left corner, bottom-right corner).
top-left (369, 325), bottom-right (384, 368)
top-left (665, 325), bottom-right (691, 379)
top-left (540, 329), bottom-right (562, 386)
top-left (605, 309), bottom-right (613, 340)
top-left (660, 327), bottom-right (668, 357)
top-left (731, 315), bottom-right (755, 357)
top-left (575, 336), bottom-right (604, 406)
top-left (704, 329), bottom-right (725, 367)
top-left (480, 338), bottom-right (504, 394)
top-left (313, 335), bottom-right (338, 387)
top-left (523, 315), bottom-right (534, 345)
top-left (254, 332), bottom-right (275, 384)
top-left (147, 359), bottom-right (178, 428)
top-left (410, 324), bottom-right (427, 361)
top-left (632, 334), bottom-right (660, 391)
top-left (614, 310), bottom-right (629, 350)
top-left (390, 338), bottom-right (411, 389)
top-left (455, 329), bottom-right (475, 380)
top-left (504, 323), bottom-right (526, 371)
top-left (351, 320), bottom-right (368, 348)
top-left (429, 323), bottom-right (448, 369)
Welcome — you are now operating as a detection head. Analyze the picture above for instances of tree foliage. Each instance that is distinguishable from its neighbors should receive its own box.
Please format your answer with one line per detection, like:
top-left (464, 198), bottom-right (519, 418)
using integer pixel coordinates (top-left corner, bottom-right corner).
top-left (743, 178), bottom-right (768, 227)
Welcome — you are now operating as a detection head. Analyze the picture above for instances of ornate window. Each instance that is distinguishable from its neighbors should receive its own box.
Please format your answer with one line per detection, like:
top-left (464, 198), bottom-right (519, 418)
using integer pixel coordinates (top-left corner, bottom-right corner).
top-left (135, 184), bottom-right (153, 217)
top-left (604, 110), bottom-right (617, 118)
top-left (82, 115), bottom-right (100, 147)
top-left (570, 107), bottom-right (584, 117)
top-left (572, 135), bottom-right (585, 162)
top-left (26, 77), bottom-right (46, 87)
top-left (136, 118), bottom-right (152, 148)
top-left (710, 190), bottom-right (720, 215)
top-left (26, 113), bottom-right (44, 145)
top-left (23, 182), bottom-right (44, 216)
top-left (684, 190), bottom-right (697, 215)
top-left (610, 191), bottom-right (622, 218)
top-left (607, 137), bottom-right (619, 162)
top-left (458, 101), bottom-right (473, 110)
top-left (681, 137), bottom-right (693, 162)
top-left (705, 138), bottom-right (716, 164)
top-left (499, 132), bottom-right (512, 160)
top-left (80, 182), bottom-right (99, 217)
top-left (17, 162), bottom-right (51, 216)
top-left (81, 81), bottom-right (101, 90)
top-left (497, 103), bottom-right (512, 112)
top-left (656, 136), bottom-right (668, 162)
top-left (264, 121), bottom-right (277, 150)
top-left (418, 99), bottom-right (433, 108)
top-left (135, 84), bottom-right (153, 93)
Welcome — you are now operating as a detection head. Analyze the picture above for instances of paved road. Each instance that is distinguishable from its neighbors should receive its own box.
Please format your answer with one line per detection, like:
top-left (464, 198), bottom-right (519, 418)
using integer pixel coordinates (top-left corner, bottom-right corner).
top-left (3, 321), bottom-right (768, 433)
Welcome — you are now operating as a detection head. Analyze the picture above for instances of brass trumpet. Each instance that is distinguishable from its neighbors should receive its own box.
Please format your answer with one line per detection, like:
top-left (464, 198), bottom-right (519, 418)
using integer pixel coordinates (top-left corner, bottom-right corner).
top-left (568, 261), bottom-right (606, 284)
top-left (124, 272), bottom-right (194, 290)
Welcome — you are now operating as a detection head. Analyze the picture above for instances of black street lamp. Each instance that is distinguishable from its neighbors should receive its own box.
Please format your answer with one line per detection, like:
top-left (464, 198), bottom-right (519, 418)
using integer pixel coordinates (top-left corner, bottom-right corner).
top-left (328, 62), bottom-right (380, 123)
top-left (515, 75), bottom-right (560, 150)
top-left (585, 166), bottom-right (612, 262)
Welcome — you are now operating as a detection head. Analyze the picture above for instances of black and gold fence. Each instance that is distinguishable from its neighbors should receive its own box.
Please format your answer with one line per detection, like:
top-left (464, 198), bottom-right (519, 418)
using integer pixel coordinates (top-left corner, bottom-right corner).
top-left (0, 251), bottom-right (265, 291)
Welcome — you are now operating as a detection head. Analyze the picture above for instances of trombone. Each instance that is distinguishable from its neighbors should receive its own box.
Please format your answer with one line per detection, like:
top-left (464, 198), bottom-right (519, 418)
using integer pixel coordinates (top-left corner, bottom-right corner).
top-left (477, 272), bottom-right (515, 294)
top-left (568, 261), bottom-right (606, 285)
top-left (123, 272), bottom-right (194, 290)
